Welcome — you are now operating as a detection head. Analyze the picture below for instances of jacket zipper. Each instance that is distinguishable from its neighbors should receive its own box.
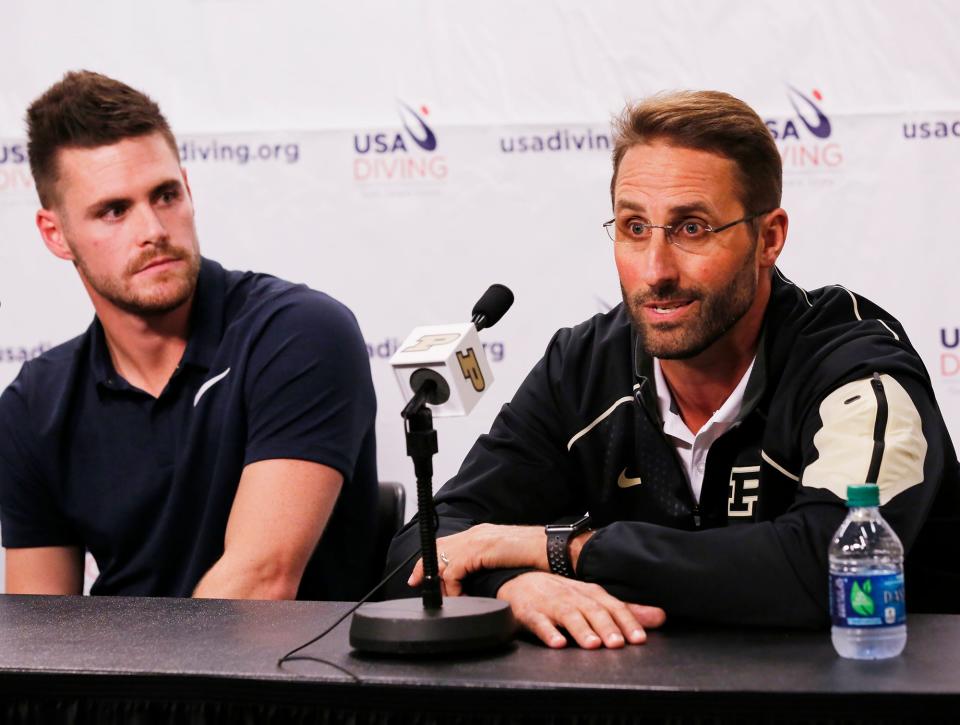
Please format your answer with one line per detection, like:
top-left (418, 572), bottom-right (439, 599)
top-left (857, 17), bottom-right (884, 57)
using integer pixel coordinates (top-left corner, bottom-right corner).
top-left (866, 372), bottom-right (888, 484)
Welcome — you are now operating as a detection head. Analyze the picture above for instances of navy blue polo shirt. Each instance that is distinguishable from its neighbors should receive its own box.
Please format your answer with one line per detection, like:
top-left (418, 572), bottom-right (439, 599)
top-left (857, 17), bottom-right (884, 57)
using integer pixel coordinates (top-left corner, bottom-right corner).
top-left (0, 258), bottom-right (378, 600)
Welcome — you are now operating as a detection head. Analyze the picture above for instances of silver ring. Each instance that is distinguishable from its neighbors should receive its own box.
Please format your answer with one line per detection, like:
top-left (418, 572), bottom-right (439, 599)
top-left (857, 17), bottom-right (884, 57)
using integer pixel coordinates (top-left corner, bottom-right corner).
top-left (439, 551), bottom-right (450, 565)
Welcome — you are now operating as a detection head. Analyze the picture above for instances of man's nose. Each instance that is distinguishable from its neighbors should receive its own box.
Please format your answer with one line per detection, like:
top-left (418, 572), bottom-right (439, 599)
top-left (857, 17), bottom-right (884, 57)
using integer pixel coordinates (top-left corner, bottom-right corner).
top-left (638, 231), bottom-right (681, 288)
top-left (133, 203), bottom-right (168, 245)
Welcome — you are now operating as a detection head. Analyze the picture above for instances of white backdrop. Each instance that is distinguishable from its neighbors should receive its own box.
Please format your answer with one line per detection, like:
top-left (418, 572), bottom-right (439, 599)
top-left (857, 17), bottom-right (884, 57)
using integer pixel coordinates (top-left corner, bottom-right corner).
top-left (1, 0), bottom-right (958, 589)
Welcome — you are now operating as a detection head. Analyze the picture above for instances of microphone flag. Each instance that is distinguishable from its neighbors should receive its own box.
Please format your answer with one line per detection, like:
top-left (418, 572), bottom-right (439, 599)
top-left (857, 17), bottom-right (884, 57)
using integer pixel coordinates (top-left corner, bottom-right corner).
top-left (390, 322), bottom-right (494, 417)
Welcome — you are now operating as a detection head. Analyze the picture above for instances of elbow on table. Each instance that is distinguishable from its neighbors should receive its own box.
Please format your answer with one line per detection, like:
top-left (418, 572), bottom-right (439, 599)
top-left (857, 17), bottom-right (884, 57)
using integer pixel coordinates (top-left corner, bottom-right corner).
top-left (247, 555), bottom-right (305, 600)
top-left (196, 551), bottom-right (306, 600)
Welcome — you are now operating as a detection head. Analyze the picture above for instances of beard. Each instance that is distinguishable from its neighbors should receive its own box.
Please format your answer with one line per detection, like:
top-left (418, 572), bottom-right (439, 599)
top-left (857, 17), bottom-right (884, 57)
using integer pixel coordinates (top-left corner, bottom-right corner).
top-left (625, 245), bottom-right (758, 360)
top-left (73, 241), bottom-right (201, 317)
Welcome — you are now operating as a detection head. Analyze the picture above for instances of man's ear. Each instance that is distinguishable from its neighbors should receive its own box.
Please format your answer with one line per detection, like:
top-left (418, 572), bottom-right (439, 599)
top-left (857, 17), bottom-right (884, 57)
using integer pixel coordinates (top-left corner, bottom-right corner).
top-left (36, 207), bottom-right (75, 262)
top-left (757, 208), bottom-right (788, 269)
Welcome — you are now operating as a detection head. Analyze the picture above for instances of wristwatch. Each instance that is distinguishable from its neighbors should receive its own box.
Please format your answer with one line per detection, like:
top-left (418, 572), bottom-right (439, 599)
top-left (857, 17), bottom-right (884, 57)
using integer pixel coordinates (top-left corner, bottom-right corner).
top-left (545, 514), bottom-right (591, 578)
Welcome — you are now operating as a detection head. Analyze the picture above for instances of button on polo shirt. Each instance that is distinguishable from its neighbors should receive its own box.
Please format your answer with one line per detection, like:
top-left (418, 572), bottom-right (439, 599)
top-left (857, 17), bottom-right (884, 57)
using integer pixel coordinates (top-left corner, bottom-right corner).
top-left (0, 258), bottom-right (378, 600)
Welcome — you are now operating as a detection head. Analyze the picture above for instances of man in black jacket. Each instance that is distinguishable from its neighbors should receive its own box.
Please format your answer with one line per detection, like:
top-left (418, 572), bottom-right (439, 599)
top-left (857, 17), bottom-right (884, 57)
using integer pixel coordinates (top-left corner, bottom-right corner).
top-left (387, 90), bottom-right (960, 648)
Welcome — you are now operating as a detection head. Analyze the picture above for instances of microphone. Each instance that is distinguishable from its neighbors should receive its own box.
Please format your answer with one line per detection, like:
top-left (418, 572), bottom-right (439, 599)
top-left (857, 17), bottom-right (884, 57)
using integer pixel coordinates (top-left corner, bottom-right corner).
top-left (390, 284), bottom-right (514, 417)
top-left (351, 284), bottom-right (519, 655)
top-left (471, 283), bottom-right (514, 331)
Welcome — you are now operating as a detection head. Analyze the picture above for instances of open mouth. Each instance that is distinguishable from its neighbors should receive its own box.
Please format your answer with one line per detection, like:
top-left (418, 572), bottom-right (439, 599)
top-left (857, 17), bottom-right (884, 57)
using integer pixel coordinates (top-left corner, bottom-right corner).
top-left (645, 299), bottom-right (694, 316)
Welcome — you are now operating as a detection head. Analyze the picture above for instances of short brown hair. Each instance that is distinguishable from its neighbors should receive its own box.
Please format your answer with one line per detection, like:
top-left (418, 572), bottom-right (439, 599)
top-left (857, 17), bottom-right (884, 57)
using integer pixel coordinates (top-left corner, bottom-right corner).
top-left (610, 90), bottom-right (781, 215)
top-left (26, 70), bottom-right (178, 208)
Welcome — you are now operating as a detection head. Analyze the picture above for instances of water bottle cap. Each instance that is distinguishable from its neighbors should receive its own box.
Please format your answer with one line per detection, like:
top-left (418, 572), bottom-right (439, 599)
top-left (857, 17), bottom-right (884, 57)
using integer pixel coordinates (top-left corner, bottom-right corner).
top-left (846, 484), bottom-right (880, 507)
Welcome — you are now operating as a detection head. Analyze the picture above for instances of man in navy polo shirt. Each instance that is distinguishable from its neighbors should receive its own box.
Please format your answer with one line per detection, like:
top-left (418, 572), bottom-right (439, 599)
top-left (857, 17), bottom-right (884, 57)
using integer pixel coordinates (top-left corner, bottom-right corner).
top-left (0, 70), bottom-right (378, 600)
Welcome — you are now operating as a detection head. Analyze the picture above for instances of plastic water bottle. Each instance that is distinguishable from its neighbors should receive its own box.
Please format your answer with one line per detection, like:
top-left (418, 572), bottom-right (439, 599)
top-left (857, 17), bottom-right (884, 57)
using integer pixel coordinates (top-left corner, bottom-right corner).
top-left (829, 484), bottom-right (906, 659)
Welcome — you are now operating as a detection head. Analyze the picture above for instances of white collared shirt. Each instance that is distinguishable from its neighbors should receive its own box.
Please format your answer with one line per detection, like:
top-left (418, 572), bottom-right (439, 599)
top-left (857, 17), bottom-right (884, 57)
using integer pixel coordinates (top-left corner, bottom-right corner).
top-left (653, 356), bottom-right (756, 503)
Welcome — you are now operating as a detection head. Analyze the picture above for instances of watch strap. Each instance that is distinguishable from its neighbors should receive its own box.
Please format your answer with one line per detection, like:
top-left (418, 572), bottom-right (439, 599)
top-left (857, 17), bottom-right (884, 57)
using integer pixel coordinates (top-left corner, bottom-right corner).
top-left (546, 529), bottom-right (575, 577)
top-left (545, 514), bottom-right (591, 578)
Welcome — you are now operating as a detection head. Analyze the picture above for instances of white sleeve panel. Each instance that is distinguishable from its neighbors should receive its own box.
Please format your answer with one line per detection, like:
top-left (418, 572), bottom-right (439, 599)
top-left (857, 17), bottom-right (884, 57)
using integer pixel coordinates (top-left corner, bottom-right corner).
top-left (801, 375), bottom-right (926, 505)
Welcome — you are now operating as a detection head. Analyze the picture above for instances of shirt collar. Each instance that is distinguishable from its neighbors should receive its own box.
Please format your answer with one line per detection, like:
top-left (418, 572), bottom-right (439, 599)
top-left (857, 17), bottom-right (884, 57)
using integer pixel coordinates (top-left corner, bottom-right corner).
top-left (88, 256), bottom-right (225, 386)
top-left (88, 317), bottom-right (115, 386)
top-left (179, 257), bottom-right (226, 372)
top-left (653, 355), bottom-right (757, 437)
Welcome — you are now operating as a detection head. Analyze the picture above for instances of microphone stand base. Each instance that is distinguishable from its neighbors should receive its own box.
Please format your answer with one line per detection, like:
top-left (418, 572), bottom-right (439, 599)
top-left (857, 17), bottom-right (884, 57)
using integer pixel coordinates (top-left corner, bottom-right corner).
top-left (350, 596), bottom-right (517, 655)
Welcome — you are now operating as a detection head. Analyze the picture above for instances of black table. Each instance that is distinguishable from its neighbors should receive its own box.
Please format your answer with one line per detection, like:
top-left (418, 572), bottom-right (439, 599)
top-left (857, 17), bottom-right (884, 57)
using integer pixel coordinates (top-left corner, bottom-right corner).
top-left (0, 595), bottom-right (956, 724)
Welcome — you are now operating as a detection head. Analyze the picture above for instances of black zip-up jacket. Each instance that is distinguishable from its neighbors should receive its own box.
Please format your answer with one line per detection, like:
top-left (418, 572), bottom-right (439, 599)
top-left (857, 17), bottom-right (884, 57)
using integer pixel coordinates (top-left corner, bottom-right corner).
top-left (385, 270), bottom-right (960, 626)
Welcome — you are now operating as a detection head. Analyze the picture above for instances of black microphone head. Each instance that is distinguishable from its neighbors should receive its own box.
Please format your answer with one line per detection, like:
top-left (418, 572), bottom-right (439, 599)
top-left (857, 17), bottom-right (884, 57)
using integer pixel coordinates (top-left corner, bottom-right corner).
top-left (471, 284), bottom-right (514, 331)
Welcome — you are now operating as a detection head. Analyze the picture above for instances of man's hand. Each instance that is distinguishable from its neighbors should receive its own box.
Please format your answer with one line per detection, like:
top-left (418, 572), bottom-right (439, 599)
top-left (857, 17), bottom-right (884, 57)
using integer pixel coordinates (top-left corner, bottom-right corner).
top-left (406, 529), bottom-right (665, 649)
top-left (408, 523), bottom-right (546, 595)
top-left (498, 571), bottom-right (666, 649)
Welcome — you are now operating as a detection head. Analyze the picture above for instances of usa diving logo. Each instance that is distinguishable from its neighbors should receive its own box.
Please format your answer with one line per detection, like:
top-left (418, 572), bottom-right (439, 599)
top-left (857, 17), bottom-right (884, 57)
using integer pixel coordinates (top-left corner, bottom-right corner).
top-left (765, 87), bottom-right (843, 176)
top-left (352, 102), bottom-right (447, 186)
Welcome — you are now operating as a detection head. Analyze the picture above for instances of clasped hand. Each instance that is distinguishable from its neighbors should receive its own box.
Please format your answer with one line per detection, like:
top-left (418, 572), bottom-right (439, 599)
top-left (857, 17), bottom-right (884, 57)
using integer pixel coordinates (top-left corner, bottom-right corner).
top-left (408, 524), bottom-right (665, 649)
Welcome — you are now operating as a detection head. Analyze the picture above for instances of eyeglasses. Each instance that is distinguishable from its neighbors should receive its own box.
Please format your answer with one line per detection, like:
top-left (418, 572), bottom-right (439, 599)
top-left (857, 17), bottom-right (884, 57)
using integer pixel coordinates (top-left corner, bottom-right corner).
top-left (602, 209), bottom-right (774, 254)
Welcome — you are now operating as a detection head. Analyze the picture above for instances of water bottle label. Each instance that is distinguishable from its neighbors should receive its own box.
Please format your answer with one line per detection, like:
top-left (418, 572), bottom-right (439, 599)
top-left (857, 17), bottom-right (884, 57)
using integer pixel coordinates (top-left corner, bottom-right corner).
top-left (830, 573), bottom-right (905, 627)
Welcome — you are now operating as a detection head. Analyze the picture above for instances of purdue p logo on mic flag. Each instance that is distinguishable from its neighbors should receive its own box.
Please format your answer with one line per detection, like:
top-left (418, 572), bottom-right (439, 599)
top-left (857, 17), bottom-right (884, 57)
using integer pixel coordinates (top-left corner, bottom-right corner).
top-left (456, 348), bottom-right (486, 392)
top-left (401, 333), bottom-right (461, 353)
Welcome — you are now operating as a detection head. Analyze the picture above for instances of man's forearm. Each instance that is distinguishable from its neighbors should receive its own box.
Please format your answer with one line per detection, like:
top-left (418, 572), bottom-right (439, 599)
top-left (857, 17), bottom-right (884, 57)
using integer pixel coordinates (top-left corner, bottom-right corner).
top-left (578, 519), bottom-right (829, 627)
top-left (409, 524), bottom-right (595, 597)
top-left (193, 552), bottom-right (302, 600)
top-left (197, 459), bottom-right (343, 600)
top-left (5, 546), bottom-right (84, 595)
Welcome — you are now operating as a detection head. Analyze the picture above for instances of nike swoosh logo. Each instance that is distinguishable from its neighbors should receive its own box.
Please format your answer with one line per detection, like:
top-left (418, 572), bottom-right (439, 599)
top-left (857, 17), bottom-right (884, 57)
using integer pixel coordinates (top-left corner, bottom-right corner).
top-left (193, 368), bottom-right (231, 407)
top-left (617, 468), bottom-right (642, 488)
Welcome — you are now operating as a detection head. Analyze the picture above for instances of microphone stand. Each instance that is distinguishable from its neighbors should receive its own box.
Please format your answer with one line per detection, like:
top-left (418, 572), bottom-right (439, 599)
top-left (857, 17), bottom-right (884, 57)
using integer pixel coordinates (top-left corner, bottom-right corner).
top-left (402, 381), bottom-right (442, 610)
top-left (349, 378), bottom-right (517, 655)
